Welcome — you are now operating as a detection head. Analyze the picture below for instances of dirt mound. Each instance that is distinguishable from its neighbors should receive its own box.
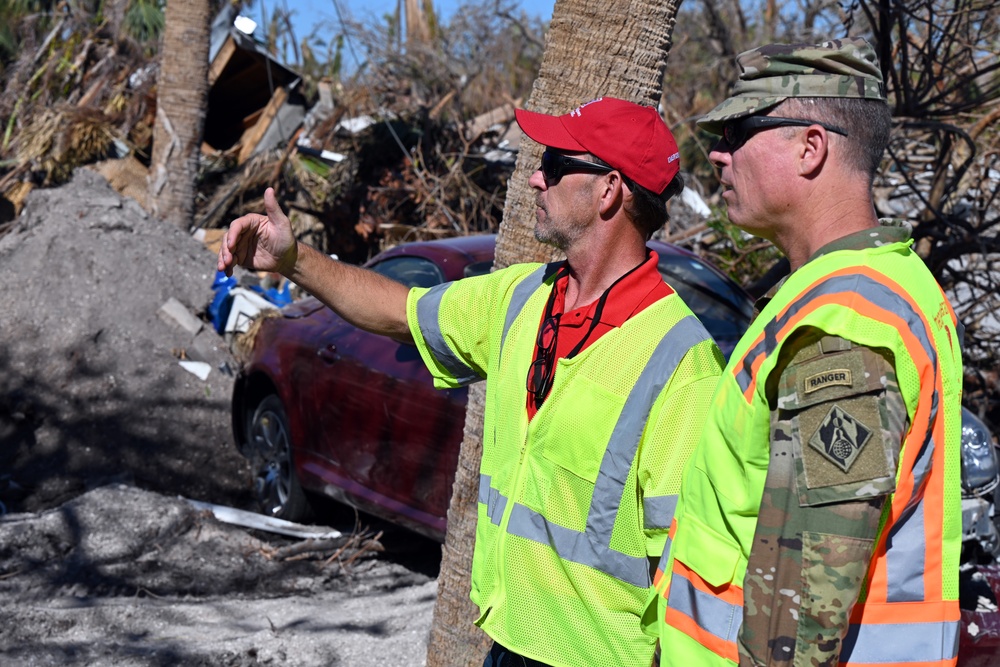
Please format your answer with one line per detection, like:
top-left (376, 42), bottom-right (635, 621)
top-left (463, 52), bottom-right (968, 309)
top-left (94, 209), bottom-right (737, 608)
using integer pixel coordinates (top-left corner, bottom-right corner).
top-left (0, 172), bottom-right (439, 665)
top-left (0, 168), bottom-right (247, 513)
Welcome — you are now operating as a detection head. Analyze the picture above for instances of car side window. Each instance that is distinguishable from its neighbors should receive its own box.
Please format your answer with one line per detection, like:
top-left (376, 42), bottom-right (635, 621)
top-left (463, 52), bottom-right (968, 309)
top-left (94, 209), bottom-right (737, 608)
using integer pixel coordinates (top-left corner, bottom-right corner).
top-left (658, 255), bottom-right (754, 340)
top-left (370, 256), bottom-right (445, 288)
top-left (464, 260), bottom-right (492, 278)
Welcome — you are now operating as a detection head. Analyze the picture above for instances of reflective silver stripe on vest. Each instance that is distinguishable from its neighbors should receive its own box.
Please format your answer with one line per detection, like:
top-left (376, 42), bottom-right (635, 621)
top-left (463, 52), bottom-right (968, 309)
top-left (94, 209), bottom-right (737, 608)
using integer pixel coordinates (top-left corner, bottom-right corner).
top-left (417, 282), bottom-right (480, 385)
top-left (885, 493), bottom-right (927, 602)
top-left (644, 494), bottom-right (678, 531)
top-left (477, 266), bottom-right (552, 527)
top-left (478, 474), bottom-right (508, 526)
top-left (499, 264), bottom-right (553, 353)
top-left (734, 274), bottom-right (938, 396)
top-left (840, 618), bottom-right (960, 663)
top-left (656, 536), bottom-right (673, 577)
top-left (507, 315), bottom-right (714, 588)
top-left (911, 407), bottom-right (936, 493)
top-left (883, 406), bottom-right (938, 603)
top-left (667, 572), bottom-right (743, 646)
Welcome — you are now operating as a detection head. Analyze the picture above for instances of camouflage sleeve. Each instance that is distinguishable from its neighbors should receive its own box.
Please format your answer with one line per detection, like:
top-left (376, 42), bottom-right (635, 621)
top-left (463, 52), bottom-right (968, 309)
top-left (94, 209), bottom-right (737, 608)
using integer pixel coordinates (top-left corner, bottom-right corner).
top-left (737, 330), bottom-right (908, 667)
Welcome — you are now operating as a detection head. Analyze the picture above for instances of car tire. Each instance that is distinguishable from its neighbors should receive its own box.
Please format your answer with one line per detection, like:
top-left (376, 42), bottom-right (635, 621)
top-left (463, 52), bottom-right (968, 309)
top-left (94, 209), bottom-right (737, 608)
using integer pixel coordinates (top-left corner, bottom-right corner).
top-left (247, 394), bottom-right (311, 522)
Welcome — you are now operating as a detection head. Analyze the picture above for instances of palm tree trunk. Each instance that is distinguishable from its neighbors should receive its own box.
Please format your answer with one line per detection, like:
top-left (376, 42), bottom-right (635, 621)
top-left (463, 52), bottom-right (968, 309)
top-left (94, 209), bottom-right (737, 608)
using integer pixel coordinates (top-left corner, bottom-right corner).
top-left (425, 0), bottom-right (682, 664)
top-left (148, 0), bottom-right (211, 230)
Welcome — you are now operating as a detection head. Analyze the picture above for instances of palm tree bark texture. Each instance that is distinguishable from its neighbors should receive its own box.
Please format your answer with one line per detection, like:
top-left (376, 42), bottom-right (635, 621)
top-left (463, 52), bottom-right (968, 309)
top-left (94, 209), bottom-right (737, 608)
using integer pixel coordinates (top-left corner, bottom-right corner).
top-left (149, 0), bottom-right (211, 230)
top-left (425, 0), bottom-right (683, 664)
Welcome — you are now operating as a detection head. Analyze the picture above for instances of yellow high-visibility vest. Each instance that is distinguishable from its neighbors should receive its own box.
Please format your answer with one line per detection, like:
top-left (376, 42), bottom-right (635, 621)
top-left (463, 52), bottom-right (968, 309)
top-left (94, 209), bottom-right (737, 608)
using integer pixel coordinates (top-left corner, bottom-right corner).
top-left (409, 261), bottom-right (724, 667)
top-left (651, 241), bottom-right (963, 666)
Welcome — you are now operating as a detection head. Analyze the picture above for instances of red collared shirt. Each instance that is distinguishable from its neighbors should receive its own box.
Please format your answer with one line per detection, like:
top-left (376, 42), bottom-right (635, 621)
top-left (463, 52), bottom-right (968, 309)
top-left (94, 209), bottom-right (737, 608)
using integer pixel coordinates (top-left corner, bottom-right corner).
top-left (527, 250), bottom-right (672, 418)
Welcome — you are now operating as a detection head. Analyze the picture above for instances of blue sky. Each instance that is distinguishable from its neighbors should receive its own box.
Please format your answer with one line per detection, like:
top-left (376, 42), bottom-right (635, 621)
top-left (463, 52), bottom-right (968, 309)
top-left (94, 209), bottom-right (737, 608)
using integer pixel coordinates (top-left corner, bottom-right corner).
top-left (243, 0), bottom-right (553, 41)
top-left (239, 0), bottom-right (553, 69)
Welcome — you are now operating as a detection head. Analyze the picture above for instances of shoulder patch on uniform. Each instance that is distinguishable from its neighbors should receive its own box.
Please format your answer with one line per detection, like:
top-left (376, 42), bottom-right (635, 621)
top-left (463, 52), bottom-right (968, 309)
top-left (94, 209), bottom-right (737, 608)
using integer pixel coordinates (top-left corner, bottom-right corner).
top-left (803, 368), bottom-right (852, 394)
top-left (807, 404), bottom-right (872, 472)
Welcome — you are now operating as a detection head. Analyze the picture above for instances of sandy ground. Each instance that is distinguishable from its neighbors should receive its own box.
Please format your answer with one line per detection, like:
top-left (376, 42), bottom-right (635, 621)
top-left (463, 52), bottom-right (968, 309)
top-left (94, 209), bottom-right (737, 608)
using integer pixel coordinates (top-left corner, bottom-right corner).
top-left (0, 486), bottom-right (439, 666)
top-left (0, 170), bottom-right (440, 666)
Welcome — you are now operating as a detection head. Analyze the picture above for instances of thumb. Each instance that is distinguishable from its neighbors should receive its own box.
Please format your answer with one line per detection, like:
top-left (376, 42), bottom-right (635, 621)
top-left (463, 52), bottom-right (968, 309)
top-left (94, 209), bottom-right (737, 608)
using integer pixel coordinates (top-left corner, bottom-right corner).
top-left (263, 187), bottom-right (288, 224)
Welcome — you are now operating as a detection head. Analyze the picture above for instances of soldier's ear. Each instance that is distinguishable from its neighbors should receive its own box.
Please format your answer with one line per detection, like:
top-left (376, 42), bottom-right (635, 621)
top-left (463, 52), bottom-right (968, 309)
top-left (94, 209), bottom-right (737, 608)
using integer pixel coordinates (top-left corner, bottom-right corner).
top-left (797, 126), bottom-right (829, 177)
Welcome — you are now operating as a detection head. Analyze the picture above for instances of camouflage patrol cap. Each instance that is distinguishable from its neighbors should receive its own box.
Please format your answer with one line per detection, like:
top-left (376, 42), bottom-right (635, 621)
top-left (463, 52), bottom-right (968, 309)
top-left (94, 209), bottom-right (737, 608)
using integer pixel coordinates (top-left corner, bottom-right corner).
top-left (697, 38), bottom-right (887, 135)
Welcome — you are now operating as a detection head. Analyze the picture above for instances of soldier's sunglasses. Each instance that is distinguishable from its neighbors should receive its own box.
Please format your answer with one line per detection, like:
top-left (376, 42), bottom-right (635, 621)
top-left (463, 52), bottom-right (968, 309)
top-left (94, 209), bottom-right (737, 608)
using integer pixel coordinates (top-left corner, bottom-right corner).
top-left (541, 151), bottom-right (614, 184)
top-left (721, 115), bottom-right (849, 151)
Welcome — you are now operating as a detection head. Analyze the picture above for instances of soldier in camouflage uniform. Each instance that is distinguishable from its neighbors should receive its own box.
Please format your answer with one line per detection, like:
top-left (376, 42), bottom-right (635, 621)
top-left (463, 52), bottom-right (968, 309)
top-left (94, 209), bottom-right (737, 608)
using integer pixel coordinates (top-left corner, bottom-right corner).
top-left (648, 38), bottom-right (964, 667)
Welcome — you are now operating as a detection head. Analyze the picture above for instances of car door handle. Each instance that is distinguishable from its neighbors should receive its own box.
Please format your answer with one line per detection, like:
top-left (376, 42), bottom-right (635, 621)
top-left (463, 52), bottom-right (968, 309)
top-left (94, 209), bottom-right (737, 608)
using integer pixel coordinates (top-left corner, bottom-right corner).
top-left (317, 344), bottom-right (339, 363)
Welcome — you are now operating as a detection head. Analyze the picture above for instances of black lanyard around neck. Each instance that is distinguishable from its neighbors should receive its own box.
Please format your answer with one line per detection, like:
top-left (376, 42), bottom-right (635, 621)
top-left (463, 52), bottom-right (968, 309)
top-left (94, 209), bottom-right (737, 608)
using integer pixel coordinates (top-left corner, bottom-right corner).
top-left (543, 255), bottom-right (648, 361)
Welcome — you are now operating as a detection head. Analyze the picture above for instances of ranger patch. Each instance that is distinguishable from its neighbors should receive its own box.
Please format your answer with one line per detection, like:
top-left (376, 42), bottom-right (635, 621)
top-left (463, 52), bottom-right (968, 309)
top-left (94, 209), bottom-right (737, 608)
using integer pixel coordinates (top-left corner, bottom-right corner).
top-left (804, 368), bottom-right (852, 394)
top-left (808, 404), bottom-right (872, 472)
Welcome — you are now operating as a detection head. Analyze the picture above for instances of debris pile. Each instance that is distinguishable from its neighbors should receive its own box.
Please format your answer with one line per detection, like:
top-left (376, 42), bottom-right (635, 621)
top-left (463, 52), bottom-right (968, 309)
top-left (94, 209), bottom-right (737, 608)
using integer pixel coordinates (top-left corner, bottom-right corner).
top-left (0, 166), bottom-right (436, 664)
top-left (0, 8), bottom-right (521, 266)
top-left (194, 88), bottom-right (519, 264)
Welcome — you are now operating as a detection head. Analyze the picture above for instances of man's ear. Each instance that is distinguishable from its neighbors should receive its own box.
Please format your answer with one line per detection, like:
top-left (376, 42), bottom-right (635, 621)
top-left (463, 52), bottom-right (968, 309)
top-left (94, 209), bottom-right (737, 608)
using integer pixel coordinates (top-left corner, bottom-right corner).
top-left (598, 172), bottom-right (625, 218)
top-left (799, 126), bottom-right (829, 177)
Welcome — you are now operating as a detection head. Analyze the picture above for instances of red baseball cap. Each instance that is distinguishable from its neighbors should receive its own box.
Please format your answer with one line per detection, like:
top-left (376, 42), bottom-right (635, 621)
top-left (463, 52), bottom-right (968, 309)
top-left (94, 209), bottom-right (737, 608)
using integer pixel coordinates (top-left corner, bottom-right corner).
top-left (514, 97), bottom-right (681, 195)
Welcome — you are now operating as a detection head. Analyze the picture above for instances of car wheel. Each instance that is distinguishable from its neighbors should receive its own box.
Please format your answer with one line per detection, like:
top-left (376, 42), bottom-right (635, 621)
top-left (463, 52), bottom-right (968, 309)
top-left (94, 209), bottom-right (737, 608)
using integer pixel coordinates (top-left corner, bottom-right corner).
top-left (247, 394), bottom-right (310, 522)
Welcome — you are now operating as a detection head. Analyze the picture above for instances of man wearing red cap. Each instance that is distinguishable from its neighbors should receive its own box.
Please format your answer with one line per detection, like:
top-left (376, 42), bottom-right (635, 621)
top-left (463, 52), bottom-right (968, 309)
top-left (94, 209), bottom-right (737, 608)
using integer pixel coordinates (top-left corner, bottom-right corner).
top-left (219, 97), bottom-right (723, 667)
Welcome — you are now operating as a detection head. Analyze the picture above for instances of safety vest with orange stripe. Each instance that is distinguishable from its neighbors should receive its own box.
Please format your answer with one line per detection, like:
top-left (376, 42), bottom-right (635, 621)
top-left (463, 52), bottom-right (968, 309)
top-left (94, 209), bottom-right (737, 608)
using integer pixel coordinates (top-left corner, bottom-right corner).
top-left (649, 241), bottom-right (963, 666)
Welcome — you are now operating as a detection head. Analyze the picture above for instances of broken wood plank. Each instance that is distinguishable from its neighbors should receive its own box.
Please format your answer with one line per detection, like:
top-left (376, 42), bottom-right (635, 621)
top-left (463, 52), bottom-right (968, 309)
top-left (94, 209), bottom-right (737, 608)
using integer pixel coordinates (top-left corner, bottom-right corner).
top-left (237, 86), bottom-right (289, 165)
top-left (208, 34), bottom-right (237, 86)
top-left (464, 99), bottom-right (519, 142)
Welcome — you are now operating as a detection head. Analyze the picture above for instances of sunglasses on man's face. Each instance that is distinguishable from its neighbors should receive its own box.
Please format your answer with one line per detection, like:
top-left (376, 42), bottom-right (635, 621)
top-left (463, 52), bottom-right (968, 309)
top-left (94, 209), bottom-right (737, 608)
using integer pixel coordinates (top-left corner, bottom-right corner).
top-left (541, 151), bottom-right (614, 184)
top-left (721, 115), bottom-right (849, 151)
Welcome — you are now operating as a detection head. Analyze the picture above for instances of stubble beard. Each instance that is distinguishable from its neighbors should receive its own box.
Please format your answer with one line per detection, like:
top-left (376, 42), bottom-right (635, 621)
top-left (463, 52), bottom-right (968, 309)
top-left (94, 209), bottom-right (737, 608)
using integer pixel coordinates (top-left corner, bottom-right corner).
top-left (534, 222), bottom-right (572, 251)
top-left (533, 202), bottom-right (577, 252)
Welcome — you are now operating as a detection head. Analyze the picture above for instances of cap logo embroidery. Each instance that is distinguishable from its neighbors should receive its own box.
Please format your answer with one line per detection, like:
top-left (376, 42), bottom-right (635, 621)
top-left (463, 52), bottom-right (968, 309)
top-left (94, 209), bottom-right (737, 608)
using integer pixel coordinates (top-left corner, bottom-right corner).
top-left (570, 98), bottom-right (604, 117)
top-left (809, 404), bottom-right (872, 472)
top-left (804, 368), bottom-right (852, 394)
top-left (667, 152), bottom-right (680, 163)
